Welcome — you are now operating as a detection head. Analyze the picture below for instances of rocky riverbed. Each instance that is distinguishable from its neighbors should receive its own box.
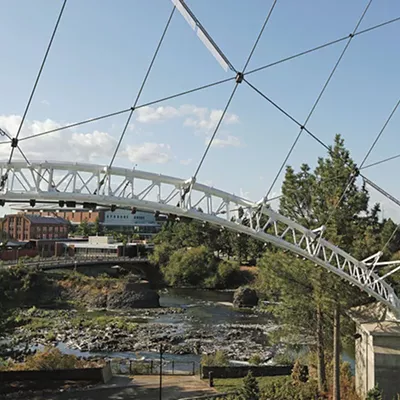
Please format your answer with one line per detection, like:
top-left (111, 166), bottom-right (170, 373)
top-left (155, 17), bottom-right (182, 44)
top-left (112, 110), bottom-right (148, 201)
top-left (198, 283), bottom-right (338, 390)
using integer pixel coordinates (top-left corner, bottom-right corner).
top-left (4, 305), bottom-right (280, 362)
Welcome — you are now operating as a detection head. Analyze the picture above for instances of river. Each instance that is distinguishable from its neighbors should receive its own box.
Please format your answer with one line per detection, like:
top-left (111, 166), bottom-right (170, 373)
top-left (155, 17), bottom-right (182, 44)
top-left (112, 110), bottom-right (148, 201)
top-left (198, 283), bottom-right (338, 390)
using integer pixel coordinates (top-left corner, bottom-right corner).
top-left (51, 289), bottom-right (274, 363)
top-left (8, 288), bottom-right (355, 372)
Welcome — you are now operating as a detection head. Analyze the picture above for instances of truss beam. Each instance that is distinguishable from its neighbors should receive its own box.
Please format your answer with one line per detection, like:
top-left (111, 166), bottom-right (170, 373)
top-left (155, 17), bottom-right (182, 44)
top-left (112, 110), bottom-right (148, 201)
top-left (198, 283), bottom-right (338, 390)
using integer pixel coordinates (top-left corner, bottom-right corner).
top-left (0, 160), bottom-right (398, 312)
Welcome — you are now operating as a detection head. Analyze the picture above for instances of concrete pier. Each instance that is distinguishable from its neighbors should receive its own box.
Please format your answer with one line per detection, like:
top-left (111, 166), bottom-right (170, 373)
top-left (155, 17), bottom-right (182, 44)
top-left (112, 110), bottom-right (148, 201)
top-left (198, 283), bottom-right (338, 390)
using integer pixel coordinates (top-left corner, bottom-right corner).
top-left (349, 304), bottom-right (400, 400)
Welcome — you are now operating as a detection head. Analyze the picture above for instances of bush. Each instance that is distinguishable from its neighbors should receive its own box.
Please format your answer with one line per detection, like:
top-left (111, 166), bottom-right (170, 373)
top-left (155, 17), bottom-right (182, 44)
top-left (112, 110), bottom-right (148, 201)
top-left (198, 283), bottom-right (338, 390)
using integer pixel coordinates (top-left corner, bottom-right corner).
top-left (201, 350), bottom-right (229, 367)
top-left (162, 246), bottom-right (219, 287)
top-left (1, 347), bottom-right (97, 371)
top-left (366, 386), bottom-right (383, 400)
top-left (216, 261), bottom-right (241, 288)
top-left (241, 371), bottom-right (259, 400)
top-left (260, 379), bottom-right (320, 400)
top-left (248, 354), bottom-right (262, 366)
top-left (291, 360), bottom-right (308, 384)
top-left (45, 331), bottom-right (57, 342)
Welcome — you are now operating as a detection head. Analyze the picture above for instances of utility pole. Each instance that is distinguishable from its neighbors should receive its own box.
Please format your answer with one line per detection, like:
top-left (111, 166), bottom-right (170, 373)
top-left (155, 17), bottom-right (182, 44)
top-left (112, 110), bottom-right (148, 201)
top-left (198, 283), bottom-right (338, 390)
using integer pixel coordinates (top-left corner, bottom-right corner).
top-left (333, 302), bottom-right (341, 400)
top-left (159, 344), bottom-right (163, 400)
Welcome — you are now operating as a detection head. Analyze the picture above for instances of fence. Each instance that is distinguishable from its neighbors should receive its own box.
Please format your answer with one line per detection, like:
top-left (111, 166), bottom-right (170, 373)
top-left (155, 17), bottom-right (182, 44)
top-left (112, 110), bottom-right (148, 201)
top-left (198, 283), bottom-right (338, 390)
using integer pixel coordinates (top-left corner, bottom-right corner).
top-left (201, 365), bottom-right (293, 379)
top-left (110, 359), bottom-right (197, 376)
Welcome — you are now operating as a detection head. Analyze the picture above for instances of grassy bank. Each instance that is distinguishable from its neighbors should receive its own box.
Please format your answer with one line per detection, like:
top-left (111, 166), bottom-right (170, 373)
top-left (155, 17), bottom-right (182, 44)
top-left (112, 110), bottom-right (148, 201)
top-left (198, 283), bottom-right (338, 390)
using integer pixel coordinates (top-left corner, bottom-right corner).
top-left (212, 376), bottom-right (291, 393)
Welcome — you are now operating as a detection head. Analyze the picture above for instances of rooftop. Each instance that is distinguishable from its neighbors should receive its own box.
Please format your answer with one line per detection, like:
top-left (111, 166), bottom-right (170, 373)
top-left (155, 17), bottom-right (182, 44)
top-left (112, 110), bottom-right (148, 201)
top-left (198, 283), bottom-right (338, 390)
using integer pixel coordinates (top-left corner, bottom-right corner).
top-left (24, 215), bottom-right (69, 225)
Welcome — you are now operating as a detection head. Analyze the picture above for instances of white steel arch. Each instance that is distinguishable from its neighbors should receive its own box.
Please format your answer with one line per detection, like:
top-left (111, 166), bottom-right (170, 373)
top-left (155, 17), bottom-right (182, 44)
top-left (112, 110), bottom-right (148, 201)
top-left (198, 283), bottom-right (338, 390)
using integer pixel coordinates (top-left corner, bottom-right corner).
top-left (0, 160), bottom-right (399, 313)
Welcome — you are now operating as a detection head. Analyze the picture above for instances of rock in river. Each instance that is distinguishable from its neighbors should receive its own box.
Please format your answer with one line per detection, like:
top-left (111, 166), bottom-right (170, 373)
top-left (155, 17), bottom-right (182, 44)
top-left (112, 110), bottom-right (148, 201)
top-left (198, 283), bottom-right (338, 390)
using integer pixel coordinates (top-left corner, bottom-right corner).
top-left (233, 286), bottom-right (259, 308)
top-left (107, 281), bottom-right (160, 309)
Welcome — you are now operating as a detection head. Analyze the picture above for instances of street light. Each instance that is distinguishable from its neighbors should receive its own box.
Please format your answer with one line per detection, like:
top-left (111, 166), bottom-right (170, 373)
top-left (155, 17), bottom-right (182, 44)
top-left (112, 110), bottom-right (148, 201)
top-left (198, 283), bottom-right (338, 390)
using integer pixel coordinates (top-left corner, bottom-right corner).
top-left (159, 344), bottom-right (164, 400)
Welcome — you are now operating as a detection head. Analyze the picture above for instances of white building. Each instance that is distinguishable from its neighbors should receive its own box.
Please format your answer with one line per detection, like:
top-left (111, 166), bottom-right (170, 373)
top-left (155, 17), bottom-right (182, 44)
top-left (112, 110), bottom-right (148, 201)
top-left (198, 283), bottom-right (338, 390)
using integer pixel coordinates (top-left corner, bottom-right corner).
top-left (103, 209), bottom-right (160, 238)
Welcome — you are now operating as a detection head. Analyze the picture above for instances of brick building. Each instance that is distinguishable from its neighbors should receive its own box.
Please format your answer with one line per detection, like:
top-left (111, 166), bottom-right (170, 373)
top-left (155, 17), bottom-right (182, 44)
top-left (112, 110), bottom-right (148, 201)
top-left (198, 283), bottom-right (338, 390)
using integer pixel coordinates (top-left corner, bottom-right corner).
top-left (12, 205), bottom-right (161, 238)
top-left (1, 213), bottom-right (69, 241)
top-left (19, 208), bottom-right (105, 225)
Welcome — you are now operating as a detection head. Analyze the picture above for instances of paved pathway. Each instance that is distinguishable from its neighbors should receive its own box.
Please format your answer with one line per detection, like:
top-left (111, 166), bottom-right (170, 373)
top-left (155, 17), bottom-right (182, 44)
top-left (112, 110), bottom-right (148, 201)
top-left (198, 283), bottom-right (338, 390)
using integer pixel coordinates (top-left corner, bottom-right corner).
top-left (35, 375), bottom-right (217, 400)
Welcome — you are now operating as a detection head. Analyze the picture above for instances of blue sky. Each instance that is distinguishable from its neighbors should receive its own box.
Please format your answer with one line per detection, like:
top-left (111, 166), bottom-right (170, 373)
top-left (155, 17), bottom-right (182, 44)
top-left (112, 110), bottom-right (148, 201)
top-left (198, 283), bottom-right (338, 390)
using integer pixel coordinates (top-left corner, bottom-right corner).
top-left (0, 0), bottom-right (399, 218)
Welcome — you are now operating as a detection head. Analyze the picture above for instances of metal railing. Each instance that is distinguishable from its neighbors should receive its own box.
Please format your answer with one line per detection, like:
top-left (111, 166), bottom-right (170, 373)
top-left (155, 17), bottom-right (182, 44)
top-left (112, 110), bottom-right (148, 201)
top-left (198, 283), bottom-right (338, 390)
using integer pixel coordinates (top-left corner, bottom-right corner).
top-left (110, 359), bottom-right (197, 376)
top-left (2, 255), bottom-right (148, 269)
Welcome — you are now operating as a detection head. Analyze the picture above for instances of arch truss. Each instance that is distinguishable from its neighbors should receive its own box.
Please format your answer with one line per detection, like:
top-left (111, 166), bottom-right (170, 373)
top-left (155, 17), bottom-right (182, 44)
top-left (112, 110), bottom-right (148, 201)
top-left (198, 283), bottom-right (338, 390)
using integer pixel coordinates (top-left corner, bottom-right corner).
top-left (0, 160), bottom-right (399, 313)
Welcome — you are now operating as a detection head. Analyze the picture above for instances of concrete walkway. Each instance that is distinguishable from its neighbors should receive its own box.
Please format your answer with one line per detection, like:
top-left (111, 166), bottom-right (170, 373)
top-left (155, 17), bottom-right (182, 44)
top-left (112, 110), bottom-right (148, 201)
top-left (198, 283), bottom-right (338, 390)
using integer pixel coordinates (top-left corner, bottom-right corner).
top-left (35, 375), bottom-right (217, 400)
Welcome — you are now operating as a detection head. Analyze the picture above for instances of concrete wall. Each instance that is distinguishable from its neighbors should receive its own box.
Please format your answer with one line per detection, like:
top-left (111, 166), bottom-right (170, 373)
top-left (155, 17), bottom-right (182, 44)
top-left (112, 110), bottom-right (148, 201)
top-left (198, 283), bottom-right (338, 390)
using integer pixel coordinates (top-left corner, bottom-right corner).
top-left (0, 365), bottom-right (111, 383)
top-left (101, 362), bottom-right (113, 383)
top-left (355, 327), bottom-right (400, 399)
top-left (201, 365), bottom-right (293, 379)
top-left (374, 336), bottom-right (400, 400)
top-left (355, 328), bottom-right (375, 398)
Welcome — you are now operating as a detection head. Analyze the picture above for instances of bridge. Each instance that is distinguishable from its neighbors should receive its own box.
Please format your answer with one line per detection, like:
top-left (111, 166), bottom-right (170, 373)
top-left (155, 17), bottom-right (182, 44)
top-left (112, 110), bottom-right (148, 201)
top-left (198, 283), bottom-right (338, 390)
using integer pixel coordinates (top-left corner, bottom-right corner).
top-left (0, 0), bottom-right (398, 314)
top-left (1, 160), bottom-right (399, 314)
top-left (2, 255), bottom-right (149, 270)
top-left (2, 2), bottom-right (400, 397)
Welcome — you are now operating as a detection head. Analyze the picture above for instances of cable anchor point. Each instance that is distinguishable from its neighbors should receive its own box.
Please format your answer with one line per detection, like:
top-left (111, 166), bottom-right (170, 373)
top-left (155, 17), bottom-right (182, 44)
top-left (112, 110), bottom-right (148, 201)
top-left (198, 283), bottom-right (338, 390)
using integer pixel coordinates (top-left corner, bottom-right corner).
top-left (11, 138), bottom-right (18, 148)
top-left (235, 72), bottom-right (244, 84)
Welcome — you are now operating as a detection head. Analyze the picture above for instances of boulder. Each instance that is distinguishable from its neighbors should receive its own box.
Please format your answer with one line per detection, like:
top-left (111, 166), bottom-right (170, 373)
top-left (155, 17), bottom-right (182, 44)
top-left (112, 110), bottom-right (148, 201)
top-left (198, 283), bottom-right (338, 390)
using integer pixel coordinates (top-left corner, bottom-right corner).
top-left (107, 282), bottom-right (160, 309)
top-left (233, 286), bottom-right (259, 308)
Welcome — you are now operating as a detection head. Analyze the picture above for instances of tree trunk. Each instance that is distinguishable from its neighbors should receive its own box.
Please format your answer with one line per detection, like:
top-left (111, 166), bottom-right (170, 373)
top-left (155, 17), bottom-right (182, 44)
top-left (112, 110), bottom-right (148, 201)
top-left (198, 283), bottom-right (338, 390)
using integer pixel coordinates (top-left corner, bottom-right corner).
top-left (316, 304), bottom-right (327, 393)
top-left (333, 302), bottom-right (341, 400)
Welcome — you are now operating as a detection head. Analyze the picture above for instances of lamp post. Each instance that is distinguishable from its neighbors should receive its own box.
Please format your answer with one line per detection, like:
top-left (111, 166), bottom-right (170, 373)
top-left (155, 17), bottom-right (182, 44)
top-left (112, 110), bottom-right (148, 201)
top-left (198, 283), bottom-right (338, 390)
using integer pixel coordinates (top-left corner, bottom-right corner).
top-left (159, 344), bottom-right (163, 400)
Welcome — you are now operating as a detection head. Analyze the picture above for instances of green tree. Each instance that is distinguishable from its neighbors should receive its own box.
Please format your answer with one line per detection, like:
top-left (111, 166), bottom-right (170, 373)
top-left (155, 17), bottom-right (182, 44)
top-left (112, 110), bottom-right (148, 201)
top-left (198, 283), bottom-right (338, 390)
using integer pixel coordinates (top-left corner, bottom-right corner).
top-left (380, 218), bottom-right (400, 258)
top-left (216, 260), bottom-right (241, 288)
top-left (200, 350), bottom-right (229, 366)
top-left (76, 219), bottom-right (94, 237)
top-left (240, 371), bottom-right (259, 400)
top-left (161, 246), bottom-right (218, 287)
top-left (93, 217), bottom-right (103, 236)
top-left (259, 135), bottom-right (373, 395)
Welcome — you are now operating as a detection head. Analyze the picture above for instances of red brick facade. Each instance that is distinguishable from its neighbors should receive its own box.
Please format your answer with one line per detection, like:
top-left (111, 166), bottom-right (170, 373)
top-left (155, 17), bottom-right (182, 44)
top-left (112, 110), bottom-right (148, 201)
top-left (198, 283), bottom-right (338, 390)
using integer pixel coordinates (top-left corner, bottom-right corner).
top-left (22, 209), bottom-right (105, 224)
top-left (2, 213), bottom-right (69, 241)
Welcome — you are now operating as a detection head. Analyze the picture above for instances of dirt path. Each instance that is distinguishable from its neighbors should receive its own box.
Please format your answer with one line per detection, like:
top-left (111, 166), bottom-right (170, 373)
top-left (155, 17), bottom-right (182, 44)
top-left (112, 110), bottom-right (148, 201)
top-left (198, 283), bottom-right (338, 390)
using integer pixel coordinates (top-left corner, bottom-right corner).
top-left (36, 375), bottom-right (217, 400)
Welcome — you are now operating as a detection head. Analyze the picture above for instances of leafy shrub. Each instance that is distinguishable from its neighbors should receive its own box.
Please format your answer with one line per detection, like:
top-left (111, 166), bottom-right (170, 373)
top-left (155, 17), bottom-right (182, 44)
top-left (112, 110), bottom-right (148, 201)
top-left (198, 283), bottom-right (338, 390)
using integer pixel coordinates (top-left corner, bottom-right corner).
top-left (201, 350), bottom-right (229, 366)
top-left (366, 386), bottom-right (383, 400)
top-left (273, 353), bottom-right (295, 366)
top-left (45, 331), bottom-right (57, 342)
top-left (216, 261), bottom-right (241, 288)
top-left (291, 360), bottom-right (308, 384)
top-left (260, 379), bottom-right (320, 400)
top-left (1, 347), bottom-right (98, 371)
top-left (241, 371), bottom-right (259, 400)
top-left (162, 246), bottom-right (219, 287)
top-left (248, 354), bottom-right (262, 366)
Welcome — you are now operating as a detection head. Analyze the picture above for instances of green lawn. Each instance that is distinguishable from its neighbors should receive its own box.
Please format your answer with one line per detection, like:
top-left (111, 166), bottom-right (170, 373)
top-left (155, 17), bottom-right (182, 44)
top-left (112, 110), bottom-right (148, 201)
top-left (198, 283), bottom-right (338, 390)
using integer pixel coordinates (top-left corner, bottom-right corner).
top-left (212, 375), bottom-right (291, 393)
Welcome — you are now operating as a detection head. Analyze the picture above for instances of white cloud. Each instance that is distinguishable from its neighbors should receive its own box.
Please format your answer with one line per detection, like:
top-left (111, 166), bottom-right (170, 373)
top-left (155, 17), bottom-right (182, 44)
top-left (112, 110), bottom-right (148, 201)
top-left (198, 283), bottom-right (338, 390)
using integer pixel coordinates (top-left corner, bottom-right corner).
top-left (0, 115), bottom-right (174, 165)
top-left (205, 134), bottom-right (242, 148)
top-left (180, 158), bottom-right (192, 165)
top-left (124, 142), bottom-right (172, 164)
top-left (184, 109), bottom-right (238, 133)
top-left (68, 131), bottom-right (116, 161)
top-left (136, 104), bottom-right (239, 134)
top-left (136, 106), bottom-right (181, 123)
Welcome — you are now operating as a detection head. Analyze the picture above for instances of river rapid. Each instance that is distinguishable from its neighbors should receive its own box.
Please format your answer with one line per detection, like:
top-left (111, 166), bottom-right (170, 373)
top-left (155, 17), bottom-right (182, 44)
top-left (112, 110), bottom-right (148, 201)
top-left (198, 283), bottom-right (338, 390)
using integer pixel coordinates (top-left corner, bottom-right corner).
top-left (4, 288), bottom-right (355, 371)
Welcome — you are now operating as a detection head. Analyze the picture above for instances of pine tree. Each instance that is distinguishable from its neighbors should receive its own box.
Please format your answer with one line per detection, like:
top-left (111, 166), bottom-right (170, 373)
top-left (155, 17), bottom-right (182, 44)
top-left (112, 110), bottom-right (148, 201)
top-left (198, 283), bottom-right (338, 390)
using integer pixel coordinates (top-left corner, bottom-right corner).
top-left (260, 135), bottom-right (375, 396)
top-left (240, 371), bottom-right (259, 400)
